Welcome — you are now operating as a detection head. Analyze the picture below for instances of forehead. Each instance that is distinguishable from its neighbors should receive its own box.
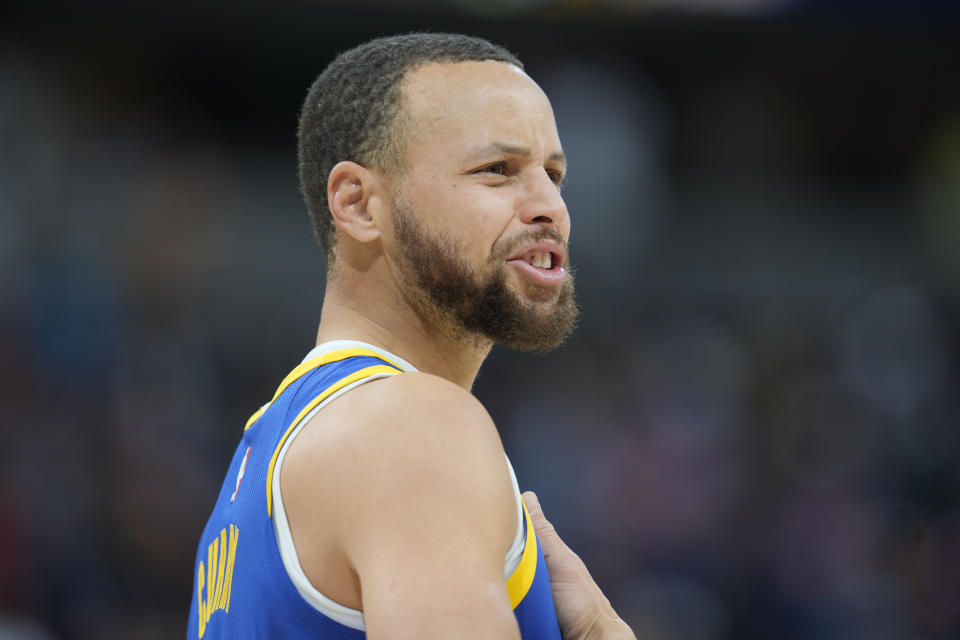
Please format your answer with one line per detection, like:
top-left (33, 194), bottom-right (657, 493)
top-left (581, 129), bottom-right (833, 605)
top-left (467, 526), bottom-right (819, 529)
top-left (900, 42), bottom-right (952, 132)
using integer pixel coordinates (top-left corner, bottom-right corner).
top-left (398, 61), bottom-right (562, 162)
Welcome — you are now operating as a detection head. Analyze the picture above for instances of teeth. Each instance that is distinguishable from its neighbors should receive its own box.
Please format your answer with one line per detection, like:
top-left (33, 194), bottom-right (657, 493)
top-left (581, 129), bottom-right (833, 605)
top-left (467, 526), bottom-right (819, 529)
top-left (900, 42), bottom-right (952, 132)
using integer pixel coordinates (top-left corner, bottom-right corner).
top-left (522, 252), bottom-right (552, 269)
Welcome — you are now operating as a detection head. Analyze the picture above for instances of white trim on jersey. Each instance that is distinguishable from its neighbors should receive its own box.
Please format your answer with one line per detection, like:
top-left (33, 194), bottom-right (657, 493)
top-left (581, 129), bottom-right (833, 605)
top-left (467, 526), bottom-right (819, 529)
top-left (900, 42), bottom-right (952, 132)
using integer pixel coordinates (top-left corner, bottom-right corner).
top-left (504, 457), bottom-right (527, 581)
top-left (301, 340), bottom-right (419, 373)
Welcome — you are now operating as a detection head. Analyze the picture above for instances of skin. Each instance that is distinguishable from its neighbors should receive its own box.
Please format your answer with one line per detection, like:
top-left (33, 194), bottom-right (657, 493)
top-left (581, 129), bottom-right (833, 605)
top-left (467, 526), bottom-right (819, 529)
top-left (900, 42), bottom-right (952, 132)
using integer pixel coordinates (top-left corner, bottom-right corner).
top-left (281, 60), bottom-right (635, 640)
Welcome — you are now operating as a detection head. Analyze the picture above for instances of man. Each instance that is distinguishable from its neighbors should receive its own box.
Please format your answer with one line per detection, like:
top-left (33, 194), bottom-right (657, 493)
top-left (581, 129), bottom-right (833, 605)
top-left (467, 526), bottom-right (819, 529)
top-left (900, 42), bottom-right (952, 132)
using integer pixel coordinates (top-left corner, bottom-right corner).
top-left (187, 33), bottom-right (635, 640)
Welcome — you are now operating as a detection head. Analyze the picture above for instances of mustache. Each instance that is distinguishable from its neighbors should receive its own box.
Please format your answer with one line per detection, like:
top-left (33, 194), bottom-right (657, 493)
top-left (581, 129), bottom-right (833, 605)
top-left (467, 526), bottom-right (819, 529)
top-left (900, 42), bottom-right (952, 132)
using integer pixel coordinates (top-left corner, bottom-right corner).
top-left (494, 228), bottom-right (567, 261)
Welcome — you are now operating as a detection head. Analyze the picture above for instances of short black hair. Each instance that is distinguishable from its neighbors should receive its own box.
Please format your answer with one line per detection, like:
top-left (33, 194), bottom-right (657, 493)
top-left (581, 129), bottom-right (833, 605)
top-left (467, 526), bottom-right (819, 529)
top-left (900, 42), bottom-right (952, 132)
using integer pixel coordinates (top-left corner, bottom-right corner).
top-left (297, 32), bottom-right (523, 259)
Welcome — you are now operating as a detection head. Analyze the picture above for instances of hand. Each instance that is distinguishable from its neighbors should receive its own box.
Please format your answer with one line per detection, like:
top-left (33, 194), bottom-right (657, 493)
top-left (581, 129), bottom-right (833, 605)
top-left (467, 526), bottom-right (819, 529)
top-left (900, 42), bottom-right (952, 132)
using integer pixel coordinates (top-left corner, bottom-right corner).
top-left (523, 492), bottom-right (636, 640)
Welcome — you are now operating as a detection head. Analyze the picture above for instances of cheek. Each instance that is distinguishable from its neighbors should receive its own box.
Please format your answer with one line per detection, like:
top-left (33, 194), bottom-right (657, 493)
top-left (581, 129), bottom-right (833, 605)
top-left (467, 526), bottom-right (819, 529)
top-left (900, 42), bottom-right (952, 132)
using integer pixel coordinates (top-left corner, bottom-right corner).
top-left (454, 192), bottom-right (514, 247)
top-left (409, 179), bottom-right (516, 257)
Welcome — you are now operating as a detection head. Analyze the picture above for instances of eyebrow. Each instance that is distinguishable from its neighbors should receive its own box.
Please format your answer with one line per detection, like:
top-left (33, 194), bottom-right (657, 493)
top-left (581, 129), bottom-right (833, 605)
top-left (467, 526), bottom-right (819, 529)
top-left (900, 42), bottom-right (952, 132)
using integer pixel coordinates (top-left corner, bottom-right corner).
top-left (466, 141), bottom-right (566, 165)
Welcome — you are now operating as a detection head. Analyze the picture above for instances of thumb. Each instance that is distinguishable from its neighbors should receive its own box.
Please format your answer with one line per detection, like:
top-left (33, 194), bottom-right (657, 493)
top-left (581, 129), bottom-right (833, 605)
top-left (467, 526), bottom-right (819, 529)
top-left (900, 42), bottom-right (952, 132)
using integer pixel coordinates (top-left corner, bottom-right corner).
top-left (522, 491), bottom-right (564, 551)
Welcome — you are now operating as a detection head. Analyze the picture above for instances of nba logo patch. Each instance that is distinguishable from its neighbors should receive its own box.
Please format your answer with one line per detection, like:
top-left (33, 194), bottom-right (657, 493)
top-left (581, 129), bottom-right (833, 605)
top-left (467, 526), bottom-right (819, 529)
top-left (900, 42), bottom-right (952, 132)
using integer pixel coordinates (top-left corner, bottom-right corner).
top-left (230, 447), bottom-right (252, 502)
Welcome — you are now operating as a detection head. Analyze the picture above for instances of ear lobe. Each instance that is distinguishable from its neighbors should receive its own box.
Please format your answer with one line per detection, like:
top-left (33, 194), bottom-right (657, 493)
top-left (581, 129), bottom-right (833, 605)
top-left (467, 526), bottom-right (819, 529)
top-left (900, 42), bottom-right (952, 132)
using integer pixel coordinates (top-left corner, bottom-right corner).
top-left (327, 160), bottom-right (382, 244)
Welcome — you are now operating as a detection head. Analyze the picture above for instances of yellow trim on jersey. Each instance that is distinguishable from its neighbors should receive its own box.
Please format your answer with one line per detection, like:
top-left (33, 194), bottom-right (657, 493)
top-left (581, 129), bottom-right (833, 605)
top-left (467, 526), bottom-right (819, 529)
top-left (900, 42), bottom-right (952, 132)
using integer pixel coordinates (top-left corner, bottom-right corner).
top-left (244, 349), bottom-right (406, 431)
top-left (244, 404), bottom-right (269, 431)
top-left (265, 364), bottom-right (401, 516)
top-left (505, 502), bottom-right (538, 609)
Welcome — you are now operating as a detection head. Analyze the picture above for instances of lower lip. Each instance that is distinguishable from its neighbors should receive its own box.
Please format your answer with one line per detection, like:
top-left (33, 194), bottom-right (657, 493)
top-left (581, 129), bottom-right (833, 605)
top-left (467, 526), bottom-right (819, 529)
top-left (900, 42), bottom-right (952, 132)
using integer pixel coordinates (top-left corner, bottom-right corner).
top-left (506, 260), bottom-right (567, 286)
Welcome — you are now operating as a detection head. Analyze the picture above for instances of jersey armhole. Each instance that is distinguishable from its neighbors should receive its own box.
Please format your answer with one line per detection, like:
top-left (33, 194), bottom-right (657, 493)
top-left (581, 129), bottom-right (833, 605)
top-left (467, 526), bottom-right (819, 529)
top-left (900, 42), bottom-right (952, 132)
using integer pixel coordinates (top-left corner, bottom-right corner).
top-left (271, 372), bottom-right (399, 631)
top-left (272, 373), bottom-right (531, 628)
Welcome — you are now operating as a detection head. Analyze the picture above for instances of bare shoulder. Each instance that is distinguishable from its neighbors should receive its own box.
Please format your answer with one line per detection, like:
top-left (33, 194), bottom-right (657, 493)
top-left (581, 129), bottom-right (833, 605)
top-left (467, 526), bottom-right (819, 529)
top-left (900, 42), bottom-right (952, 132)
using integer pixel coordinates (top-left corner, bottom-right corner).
top-left (282, 369), bottom-right (514, 539)
top-left (344, 370), bottom-right (498, 432)
top-left (301, 371), bottom-right (503, 459)
top-left (278, 371), bottom-right (517, 617)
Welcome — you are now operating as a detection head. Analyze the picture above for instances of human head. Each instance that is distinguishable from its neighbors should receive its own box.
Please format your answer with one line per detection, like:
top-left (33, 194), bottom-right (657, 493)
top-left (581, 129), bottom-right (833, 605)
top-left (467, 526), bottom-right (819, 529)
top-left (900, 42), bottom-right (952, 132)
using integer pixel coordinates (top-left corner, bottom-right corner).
top-left (302, 36), bottom-right (578, 352)
top-left (298, 32), bottom-right (523, 259)
top-left (381, 58), bottom-right (577, 352)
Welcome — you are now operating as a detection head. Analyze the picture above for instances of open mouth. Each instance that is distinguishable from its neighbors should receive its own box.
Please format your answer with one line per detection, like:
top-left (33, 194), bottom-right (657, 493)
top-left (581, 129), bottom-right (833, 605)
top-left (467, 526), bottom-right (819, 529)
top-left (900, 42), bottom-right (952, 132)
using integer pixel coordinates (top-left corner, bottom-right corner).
top-left (517, 249), bottom-right (559, 271)
top-left (506, 243), bottom-right (567, 286)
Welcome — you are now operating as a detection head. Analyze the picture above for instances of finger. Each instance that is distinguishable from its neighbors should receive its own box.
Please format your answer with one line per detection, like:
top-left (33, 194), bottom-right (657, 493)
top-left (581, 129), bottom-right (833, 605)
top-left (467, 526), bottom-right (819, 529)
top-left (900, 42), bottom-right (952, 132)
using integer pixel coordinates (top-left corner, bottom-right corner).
top-left (522, 491), bottom-right (542, 519)
top-left (522, 491), bottom-right (561, 547)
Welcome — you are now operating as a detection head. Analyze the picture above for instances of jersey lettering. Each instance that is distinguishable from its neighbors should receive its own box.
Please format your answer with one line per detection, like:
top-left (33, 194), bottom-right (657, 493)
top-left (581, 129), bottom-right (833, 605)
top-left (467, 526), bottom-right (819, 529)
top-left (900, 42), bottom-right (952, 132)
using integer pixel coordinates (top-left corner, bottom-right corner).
top-left (196, 524), bottom-right (239, 638)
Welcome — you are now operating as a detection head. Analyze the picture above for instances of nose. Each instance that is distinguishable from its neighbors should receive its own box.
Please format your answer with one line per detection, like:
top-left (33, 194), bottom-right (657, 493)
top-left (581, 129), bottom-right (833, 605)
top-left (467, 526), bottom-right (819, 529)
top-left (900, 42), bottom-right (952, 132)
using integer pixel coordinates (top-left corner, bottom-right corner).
top-left (517, 168), bottom-right (568, 229)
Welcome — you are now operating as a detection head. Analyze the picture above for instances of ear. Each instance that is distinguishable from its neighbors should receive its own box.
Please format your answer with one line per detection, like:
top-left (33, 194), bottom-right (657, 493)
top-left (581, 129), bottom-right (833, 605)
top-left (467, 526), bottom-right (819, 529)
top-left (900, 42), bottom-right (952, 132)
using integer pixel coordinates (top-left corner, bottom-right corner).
top-left (327, 161), bottom-right (385, 244)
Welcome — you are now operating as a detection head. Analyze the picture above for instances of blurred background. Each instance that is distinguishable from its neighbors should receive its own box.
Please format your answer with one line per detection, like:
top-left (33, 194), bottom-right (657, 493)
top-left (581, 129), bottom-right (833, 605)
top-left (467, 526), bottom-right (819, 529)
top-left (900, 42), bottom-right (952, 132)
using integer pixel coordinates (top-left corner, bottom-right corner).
top-left (2, 0), bottom-right (959, 638)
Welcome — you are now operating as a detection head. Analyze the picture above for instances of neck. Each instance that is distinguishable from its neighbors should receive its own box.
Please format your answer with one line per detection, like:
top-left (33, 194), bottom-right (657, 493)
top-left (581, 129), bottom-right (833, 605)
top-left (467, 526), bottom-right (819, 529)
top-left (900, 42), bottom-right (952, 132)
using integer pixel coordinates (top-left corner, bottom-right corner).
top-left (315, 272), bottom-right (492, 391)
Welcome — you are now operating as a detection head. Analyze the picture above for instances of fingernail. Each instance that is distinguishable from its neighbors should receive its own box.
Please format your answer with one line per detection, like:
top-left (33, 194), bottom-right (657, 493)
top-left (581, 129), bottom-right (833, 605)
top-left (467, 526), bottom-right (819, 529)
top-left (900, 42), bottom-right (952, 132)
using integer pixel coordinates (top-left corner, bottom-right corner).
top-left (523, 491), bottom-right (540, 510)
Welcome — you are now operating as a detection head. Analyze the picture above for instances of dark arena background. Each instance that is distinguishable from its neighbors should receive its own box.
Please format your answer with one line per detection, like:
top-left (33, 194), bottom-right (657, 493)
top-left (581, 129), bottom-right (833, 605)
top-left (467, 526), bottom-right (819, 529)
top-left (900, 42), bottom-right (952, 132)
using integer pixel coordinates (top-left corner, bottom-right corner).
top-left (2, 1), bottom-right (960, 638)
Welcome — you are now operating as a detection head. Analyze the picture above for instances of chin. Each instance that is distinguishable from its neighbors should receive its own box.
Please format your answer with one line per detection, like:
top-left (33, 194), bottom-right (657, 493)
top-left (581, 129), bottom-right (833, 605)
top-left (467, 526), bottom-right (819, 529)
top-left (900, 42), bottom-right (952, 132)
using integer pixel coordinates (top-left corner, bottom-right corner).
top-left (508, 277), bottom-right (564, 305)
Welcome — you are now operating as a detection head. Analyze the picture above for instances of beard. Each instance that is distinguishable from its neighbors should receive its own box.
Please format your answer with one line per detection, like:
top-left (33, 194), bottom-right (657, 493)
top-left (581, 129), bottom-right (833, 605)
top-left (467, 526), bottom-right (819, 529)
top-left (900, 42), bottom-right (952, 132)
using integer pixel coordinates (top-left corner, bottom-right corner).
top-left (391, 198), bottom-right (579, 353)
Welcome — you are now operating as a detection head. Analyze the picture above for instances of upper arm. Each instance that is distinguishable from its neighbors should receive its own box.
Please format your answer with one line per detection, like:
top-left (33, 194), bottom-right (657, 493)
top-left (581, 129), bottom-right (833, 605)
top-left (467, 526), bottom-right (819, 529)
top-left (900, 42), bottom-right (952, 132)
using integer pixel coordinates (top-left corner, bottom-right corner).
top-left (291, 372), bottom-right (521, 640)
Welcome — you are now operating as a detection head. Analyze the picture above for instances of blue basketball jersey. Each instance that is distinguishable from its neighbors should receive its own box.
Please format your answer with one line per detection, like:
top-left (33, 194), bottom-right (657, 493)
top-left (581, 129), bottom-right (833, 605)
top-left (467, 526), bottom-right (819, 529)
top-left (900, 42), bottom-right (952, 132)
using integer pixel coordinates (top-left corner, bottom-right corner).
top-left (187, 340), bottom-right (562, 639)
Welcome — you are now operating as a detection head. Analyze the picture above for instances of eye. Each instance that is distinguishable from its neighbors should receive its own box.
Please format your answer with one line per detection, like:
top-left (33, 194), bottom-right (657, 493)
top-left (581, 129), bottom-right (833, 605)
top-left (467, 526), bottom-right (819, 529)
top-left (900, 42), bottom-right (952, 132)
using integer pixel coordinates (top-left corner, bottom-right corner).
top-left (477, 162), bottom-right (509, 176)
top-left (547, 169), bottom-right (566, 188)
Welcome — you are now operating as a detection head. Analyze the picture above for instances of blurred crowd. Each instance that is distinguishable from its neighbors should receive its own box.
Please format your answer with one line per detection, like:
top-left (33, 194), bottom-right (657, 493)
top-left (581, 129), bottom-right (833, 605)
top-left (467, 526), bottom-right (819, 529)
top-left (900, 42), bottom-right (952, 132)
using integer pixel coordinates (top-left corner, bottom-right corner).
top-left (1, 6), bottom-right (959, 639)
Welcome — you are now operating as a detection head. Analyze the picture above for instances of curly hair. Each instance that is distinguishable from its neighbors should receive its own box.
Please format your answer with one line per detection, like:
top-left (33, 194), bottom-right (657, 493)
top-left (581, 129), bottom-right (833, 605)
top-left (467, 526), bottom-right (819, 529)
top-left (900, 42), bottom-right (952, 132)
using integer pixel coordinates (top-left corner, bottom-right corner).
top-left (297, 33), bottom-right (523, 259)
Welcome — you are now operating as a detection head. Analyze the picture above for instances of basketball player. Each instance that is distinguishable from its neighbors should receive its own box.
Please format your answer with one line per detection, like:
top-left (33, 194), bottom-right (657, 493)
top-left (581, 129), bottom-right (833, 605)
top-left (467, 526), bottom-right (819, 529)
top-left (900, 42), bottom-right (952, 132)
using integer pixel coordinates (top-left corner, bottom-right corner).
top-left (187, 33), bottom-right (635, 640)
